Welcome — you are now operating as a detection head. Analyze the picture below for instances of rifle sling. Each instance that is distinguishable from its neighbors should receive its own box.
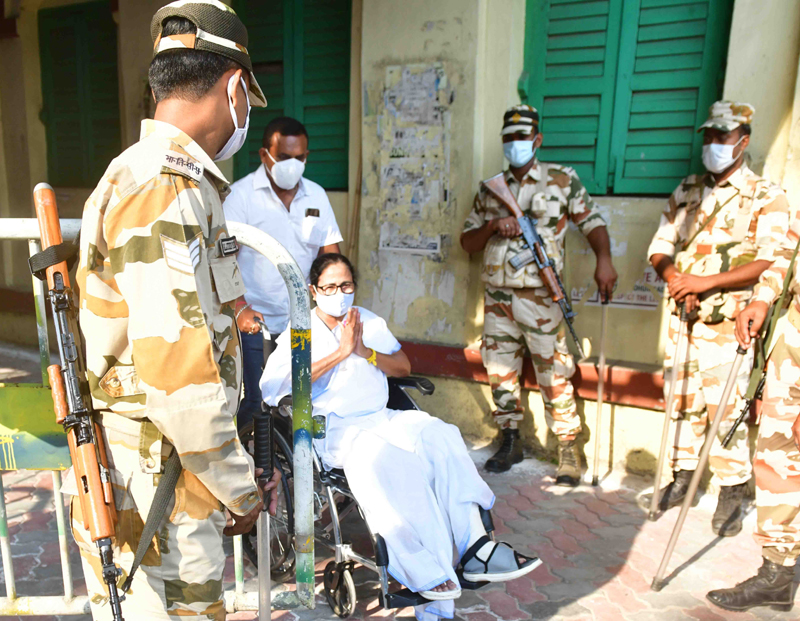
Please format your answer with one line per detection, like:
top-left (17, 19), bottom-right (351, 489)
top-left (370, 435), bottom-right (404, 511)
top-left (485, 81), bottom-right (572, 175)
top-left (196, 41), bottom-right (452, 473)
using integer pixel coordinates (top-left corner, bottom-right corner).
top-left (121, 450), bottom-right (182, 593)
top-left (745, 234), bottom-right (800, 400)
top-left (28, 238), bottom-right (80, 280)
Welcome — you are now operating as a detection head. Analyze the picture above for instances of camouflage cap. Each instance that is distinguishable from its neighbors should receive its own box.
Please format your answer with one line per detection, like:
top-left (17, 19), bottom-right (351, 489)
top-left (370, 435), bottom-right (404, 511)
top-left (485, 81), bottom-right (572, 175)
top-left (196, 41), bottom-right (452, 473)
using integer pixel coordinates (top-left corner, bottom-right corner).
top-left (151, 0), bottom-right (267, 107)
top-left (501, 104), bottom-right (539, 136)
top-left (697, 100), bottom-right (754, 133)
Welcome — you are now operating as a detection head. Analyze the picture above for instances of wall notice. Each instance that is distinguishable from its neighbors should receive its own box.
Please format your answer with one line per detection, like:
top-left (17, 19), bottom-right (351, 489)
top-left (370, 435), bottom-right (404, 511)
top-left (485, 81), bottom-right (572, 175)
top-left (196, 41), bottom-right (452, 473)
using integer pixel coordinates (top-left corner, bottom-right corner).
top-left (579, 264), bottom-right (665, 310)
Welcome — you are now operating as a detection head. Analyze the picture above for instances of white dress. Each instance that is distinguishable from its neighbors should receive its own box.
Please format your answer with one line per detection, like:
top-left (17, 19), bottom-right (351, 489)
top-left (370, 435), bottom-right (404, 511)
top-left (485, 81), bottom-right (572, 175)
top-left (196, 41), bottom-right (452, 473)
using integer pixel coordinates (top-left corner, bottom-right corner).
top-left (260, 307), bottom-right (495, 621)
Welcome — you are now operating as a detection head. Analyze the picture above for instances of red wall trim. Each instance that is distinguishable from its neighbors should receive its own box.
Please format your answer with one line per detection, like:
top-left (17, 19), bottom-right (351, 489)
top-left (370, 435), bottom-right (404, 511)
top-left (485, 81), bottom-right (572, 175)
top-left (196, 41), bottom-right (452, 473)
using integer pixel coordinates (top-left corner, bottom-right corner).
top-left (400, 340), bottom-right (665, 412)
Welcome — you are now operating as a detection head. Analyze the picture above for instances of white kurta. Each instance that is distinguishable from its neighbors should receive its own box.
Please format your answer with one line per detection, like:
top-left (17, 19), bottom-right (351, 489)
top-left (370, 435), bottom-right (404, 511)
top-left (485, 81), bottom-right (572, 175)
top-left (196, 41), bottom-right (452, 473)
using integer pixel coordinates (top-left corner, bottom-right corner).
top-left (260, 307), bottom-right (495, 620)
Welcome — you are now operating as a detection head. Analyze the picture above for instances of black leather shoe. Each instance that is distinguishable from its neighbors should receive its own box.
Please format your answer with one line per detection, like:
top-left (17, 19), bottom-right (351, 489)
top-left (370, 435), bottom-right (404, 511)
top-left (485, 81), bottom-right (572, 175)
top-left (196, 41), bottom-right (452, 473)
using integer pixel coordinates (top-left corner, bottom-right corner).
top-left (555, 439), bottom-right (581, 487)
top-left (712, 482), bottom-right (747, 537)
top-left (707, 557), bottom-right (795, 612)
top-left (485, 429), bottom-right (523, 473)
top-left (639, 469), bottom-right (696, 512)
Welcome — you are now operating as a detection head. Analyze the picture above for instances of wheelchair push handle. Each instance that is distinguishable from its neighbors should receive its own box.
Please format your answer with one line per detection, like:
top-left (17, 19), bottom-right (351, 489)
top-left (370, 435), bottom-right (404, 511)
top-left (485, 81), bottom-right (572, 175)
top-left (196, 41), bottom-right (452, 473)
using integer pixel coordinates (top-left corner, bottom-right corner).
top-left (252, 409), bottom-right (274, 483)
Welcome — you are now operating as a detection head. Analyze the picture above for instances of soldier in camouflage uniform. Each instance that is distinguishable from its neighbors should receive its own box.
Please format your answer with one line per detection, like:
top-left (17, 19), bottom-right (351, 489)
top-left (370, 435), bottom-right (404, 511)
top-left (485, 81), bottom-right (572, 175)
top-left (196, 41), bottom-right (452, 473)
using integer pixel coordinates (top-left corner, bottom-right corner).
top-left (68, 2), bottom-right (278, 619)
top-left (706, 211), bottom-right (800, 612)
top-left (645, 101), bottom-right (791, 538)
top-left (460, 105), bottom-right (618, 483)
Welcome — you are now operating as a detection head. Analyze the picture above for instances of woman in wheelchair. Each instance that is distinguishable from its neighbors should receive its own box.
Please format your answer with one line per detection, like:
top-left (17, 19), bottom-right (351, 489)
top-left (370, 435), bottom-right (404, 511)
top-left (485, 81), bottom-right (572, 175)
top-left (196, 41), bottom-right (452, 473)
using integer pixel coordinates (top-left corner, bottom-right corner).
top-left (260, 253), bottom-right (541, 616)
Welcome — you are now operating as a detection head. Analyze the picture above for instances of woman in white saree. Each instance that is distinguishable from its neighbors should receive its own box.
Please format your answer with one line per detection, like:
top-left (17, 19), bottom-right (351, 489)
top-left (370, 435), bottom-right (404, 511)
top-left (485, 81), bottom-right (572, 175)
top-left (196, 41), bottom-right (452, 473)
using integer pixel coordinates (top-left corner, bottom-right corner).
top-left (260, 254), bottom-right (540, 621)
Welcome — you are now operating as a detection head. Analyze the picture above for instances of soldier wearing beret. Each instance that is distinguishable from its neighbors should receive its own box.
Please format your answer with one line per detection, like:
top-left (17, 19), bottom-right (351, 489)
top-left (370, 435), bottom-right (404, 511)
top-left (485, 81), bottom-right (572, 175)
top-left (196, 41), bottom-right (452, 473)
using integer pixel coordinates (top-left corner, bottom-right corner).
top-left (645, 101), bottom-right (791, 538)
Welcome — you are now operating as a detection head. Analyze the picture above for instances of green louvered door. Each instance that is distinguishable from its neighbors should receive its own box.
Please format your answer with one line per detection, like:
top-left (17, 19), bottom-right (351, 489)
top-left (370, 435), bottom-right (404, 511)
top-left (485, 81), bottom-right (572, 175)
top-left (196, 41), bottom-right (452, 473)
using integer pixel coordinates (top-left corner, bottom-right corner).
top-left (609, 0), bottom-right (733, 193)
top-left (233, 0), bottom-right (351, 190)
top-left (522, 0), bottom-right (623, 194)
top-left (522, 0), bottom-right (732, 195)
top-left (39, 1), bottom-right (121, 187)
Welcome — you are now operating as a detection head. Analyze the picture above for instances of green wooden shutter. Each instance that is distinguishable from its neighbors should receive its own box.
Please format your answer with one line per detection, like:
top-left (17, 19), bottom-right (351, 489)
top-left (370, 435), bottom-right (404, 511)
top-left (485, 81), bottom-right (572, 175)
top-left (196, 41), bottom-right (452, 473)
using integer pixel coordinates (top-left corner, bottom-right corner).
top-left (233, 0), bottom-right (350, 190)
top-left (296, 0), bottom-right (350, 190)
top-left (232, 0), bottom-right (286, 181)
top-left (608, 0), bottom-right (733, 194)
top-left (521, 0), bottom-right (623, 194)
top-left (39, 1), bottom-right (121, 188)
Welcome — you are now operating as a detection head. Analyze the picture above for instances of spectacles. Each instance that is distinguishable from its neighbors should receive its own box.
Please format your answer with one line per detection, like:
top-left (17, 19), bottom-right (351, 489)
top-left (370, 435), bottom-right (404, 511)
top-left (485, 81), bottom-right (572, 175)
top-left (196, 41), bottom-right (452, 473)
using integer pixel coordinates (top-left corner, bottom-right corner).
top-left (315, 281), bottom-right (355, 296)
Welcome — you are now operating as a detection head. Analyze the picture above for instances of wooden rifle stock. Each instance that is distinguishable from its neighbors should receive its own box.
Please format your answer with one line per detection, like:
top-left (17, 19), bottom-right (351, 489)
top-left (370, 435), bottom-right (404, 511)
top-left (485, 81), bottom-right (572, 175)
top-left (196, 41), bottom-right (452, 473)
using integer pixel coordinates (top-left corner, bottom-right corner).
top-left (36, 184), bottom-right (124, 620)
top-left (482, 173), bottom-right (523, 218)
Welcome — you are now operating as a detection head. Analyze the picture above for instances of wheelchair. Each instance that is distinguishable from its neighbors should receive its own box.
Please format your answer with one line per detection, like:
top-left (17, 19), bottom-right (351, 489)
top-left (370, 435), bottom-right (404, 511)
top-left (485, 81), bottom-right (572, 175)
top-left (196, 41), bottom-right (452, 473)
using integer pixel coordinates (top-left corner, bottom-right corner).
top-left (238, 375), bottom-right (496, 618)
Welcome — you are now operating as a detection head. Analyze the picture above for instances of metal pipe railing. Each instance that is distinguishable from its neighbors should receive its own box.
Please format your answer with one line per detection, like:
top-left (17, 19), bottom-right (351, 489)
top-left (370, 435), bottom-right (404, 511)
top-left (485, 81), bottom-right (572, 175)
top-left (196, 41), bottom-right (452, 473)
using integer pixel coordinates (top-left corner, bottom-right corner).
top-left (0, 217), bottom-right (314, 613)
top-left (227, 221), bottom-right (315, 609)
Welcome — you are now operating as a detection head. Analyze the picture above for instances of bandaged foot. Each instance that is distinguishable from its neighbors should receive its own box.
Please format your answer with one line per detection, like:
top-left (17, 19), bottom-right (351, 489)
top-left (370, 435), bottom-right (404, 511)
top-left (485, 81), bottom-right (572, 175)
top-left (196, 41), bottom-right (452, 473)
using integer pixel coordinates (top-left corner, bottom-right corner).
top-left (420, 579), bottom-right (461, 601)
top-left (460, 536), bottom-right (542, 582)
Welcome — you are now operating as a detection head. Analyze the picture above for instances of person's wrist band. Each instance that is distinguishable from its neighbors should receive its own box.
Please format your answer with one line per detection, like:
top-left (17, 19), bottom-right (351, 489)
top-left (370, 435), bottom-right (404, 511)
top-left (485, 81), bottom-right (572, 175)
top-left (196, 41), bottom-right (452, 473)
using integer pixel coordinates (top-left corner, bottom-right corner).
top-left (367, 348), bottom-right (377, 366)
top-left (235, 303), bottom-right (251, 321)
top-left (235, 299), bottom-right (248, 309)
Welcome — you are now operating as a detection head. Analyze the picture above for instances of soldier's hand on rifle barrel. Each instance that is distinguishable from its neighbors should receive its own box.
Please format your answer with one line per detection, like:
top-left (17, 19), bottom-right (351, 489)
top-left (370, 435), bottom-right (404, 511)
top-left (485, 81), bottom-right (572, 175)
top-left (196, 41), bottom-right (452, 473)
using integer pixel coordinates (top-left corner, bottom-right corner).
top-left (492, 216), bottom-right (522, 239)
top-left (735, 301), bottom-right (769, 349)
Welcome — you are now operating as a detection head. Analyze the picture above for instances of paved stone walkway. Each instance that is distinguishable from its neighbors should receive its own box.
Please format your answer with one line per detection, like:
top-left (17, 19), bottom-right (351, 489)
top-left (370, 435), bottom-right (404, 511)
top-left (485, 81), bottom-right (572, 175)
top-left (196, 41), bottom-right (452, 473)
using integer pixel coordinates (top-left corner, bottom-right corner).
top-left (1, 343), bottom-right (798, 620)
top-left (1, 456), bottom-right (799, 621)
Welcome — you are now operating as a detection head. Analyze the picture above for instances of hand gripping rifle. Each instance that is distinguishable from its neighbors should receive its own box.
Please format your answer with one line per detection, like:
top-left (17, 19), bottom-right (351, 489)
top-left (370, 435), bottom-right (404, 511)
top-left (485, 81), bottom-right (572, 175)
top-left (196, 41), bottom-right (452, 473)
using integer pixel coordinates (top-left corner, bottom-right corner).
top-left (481, 173), bottom-right (586, 359)
top-left (30, 183), bottom-right (125, 621)
top-left (721, 234), bottom-right (800, 449)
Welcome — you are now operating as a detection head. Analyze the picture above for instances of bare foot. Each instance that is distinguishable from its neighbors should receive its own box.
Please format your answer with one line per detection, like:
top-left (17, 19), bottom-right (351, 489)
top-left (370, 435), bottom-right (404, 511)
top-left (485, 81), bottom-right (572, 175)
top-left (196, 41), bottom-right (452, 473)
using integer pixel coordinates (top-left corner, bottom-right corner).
top-left (430, 579), bottom-right (458, 593)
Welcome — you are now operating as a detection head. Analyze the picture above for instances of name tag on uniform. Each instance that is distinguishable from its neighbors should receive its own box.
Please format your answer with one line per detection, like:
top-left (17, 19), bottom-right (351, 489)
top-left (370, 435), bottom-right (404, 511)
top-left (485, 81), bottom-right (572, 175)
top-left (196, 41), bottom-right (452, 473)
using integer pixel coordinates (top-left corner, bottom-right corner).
top-left (161, 151), bottom-right (204, 184)
top-left (305, 208), bottom-right (320, 217)
top-left (218, 236), bottom-right (239, 256)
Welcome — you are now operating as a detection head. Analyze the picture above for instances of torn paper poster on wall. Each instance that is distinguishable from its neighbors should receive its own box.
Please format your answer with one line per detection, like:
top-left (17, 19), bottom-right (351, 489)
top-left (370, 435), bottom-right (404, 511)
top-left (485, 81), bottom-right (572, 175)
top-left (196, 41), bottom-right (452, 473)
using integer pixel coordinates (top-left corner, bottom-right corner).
top-left (379, 63), bottom-right (452, 230)
top-left (378, 221), bottom-right (441, 255)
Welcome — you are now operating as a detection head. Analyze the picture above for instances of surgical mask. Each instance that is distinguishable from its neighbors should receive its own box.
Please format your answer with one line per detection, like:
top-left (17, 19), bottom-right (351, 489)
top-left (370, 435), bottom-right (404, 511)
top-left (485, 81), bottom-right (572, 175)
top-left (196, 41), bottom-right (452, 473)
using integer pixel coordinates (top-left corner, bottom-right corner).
top-left (266, 151), bottom-right (306, 190)
top-left (314, 290), bottom-right (354, 318)
top-left (214, 76), bottom-right (250, 162)
top-left (702, 137), bottom-right (744, 174)
top-left (503, 140), bottom-right (536, 168)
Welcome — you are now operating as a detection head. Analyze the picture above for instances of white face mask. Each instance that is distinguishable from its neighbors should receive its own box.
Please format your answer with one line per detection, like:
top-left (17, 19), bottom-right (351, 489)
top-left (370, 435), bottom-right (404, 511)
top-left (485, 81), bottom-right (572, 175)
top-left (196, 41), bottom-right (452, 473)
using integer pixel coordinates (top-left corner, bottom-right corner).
top-left (214, 76), bottom-right (250, 162)
top-left (266, 151), bottom-right (306, 190)
top-left (314, 289), bottom-right (354, 318)
top-left (702, 137), bottom-right (744, 174)
top-left (503, 140), bottom-right (536, 168)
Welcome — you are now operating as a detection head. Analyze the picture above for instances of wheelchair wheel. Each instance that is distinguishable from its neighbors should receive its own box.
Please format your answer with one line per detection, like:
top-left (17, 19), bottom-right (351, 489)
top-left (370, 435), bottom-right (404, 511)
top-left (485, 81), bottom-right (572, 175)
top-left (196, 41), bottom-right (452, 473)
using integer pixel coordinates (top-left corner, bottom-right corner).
top-left (240, 420), bottom-right (296, 582)
top-left (323, 561), bottom-right (357, 618)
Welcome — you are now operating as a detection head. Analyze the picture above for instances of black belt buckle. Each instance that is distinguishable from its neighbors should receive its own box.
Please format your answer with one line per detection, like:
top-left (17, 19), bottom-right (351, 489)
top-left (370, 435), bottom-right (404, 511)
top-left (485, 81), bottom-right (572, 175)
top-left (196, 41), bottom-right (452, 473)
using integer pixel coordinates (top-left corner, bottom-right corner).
top-left (218, 236), bottom-right (239, 257)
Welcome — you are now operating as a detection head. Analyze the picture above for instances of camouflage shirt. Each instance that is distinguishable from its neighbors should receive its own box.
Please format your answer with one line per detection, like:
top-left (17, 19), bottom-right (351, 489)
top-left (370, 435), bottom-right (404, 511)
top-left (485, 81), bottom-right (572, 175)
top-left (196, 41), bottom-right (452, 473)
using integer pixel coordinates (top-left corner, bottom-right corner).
top-left (753, 214), bottom-right (800, 312)
top-left (647, 165), bottom-right (791, 323)
top-left (76, 119), bottom-right (260, 515)
top-left (463, 160), bottom-right (606, 289)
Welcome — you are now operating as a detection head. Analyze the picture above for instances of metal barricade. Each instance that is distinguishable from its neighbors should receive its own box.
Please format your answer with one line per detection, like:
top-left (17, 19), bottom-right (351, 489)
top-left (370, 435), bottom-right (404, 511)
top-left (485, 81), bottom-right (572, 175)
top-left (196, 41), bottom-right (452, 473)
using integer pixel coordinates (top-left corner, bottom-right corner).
top-left (0, 218), bottom-right (314, 615)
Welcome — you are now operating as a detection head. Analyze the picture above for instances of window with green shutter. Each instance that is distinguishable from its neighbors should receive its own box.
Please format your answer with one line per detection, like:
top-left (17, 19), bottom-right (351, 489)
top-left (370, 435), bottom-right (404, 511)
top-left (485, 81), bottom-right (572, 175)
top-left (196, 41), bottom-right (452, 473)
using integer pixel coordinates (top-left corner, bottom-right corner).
top-left (38, 1), bottom-right (121, 188)
top-left (233, 0), bottom-right (351, 190)
top-left (521, 0), bottom-right (733, 195)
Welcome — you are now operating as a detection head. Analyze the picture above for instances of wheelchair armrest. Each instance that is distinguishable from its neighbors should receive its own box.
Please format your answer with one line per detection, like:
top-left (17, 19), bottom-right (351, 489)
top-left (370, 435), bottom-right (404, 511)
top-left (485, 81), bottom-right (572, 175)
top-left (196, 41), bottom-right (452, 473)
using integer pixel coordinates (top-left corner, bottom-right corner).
top-left (388, 376), bottom-right (435, 396)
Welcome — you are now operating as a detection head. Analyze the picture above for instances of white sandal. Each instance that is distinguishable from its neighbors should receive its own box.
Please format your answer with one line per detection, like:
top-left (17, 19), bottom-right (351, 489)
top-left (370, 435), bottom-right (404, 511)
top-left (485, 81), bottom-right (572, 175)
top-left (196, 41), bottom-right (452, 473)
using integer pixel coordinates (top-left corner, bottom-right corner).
top-left (420, 585), bottom-right (462, 601)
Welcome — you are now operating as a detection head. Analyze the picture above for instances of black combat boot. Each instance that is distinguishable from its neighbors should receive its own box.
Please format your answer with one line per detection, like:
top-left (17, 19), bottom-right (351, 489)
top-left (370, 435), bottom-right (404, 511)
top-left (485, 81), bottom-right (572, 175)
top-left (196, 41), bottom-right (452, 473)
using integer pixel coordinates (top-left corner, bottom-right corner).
top-left (707, 556), bottom-right (796, 612)
top-left (638, 469), bottom-right (696, 512)
top-left (485, 429), bottom-right (523, 473)
top-left (712, 482), bottom-right (747, 537)
top-left (555, 439), bottom-right (581, 487)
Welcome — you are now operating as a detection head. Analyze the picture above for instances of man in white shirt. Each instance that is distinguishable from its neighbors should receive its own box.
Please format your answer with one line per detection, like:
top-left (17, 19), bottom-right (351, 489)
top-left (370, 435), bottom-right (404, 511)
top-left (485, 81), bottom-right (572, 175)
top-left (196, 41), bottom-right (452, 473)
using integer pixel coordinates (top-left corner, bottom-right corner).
top-left (225, 116), bottom-right (343, 431)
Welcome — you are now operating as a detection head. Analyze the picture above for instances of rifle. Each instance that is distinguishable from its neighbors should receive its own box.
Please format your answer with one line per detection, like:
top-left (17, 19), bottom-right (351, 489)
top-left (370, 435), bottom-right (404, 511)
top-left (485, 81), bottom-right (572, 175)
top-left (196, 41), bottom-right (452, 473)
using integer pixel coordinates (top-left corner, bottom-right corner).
top-left (481, 173), bottom-right (586, 359)
top-left (721, 233), bottom-right (800, 449)
top-left (31, 183), bottom-right (125, 621)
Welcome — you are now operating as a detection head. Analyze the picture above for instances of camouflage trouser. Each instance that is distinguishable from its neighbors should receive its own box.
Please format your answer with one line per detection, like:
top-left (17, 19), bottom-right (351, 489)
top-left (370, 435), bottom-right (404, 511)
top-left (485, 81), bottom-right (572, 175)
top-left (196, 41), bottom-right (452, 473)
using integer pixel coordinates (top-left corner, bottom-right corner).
top-left (753, 315), bottom-right (800, 566)
top-left (663, 314), bottom-right (752, 486)
top-left (70, 414), bottom-right (227, 620)
top-left (480, 285), bottom-right (578, 435)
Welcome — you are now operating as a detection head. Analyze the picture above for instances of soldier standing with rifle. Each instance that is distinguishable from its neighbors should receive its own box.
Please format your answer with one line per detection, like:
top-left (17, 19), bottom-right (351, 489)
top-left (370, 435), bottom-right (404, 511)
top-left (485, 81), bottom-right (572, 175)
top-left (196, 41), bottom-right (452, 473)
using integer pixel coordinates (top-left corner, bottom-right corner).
top-left (460, 105), bottom-right (617, 483)
top-left (705, 207), bottom-right (800, 612)
top-left (644, 102), bottom-right (791, 537)
top-left (69, 2), bottom-right (278, 618)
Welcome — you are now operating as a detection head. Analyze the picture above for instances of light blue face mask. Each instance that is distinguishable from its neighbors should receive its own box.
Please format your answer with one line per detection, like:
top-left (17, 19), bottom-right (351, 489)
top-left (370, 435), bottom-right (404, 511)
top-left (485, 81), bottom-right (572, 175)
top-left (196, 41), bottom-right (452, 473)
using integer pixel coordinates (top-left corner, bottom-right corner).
top-left (503, 140), bottom-right (536, 168)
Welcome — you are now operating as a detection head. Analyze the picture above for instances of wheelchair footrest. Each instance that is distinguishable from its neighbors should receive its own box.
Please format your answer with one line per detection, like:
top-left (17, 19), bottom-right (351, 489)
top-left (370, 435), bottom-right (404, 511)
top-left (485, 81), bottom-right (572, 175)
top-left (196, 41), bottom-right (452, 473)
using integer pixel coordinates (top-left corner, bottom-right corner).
top-left (379, 588), bottom-right (430, 609)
